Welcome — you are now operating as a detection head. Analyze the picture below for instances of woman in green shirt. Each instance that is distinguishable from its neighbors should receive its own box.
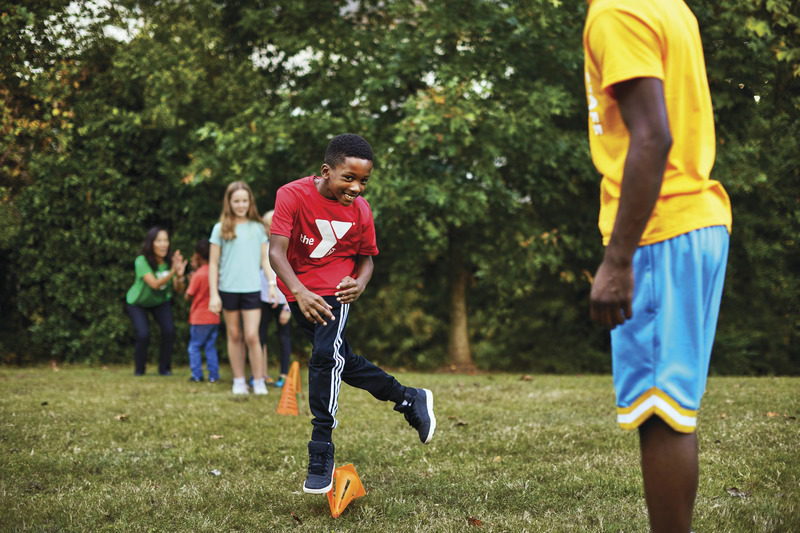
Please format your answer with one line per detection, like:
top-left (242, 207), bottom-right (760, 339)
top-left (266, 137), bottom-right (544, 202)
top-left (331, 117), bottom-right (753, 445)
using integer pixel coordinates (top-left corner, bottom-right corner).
top-left (126, 226), bottom-right (187, 375)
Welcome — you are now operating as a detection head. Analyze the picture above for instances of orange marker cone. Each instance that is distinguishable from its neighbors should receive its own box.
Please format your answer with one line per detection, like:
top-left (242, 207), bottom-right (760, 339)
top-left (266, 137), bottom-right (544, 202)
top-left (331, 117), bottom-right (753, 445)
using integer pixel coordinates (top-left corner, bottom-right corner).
top-left (327, 464), bottom-right (366, 518)
top-left (288, 361), bottom-right (302, 394)
top-left (276, 365), bottom-right (299, 416)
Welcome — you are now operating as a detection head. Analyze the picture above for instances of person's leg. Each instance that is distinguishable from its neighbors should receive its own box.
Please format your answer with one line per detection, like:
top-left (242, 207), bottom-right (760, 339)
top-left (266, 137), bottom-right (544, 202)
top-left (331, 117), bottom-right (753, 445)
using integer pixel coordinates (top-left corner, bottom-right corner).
top-left (259, 301), bottom-right (271, 380)
top-left (613, 227), bottom-right (729, 532)
top-left (639, 416), bottom-right (698, 533)
top-left (204, 325), bottom-right (220, 381)
top-left (126, 303), bottom-right (150, 375)
top-left (289, 301), bottom-right (338, 493)
top-left (637, 227), bottom-right (728, 533)
top-left (290, 297), bottom-right (407, 442)
top-left (241, 308), bottom-right (263, 380)
top-left (325, 300), bottom-right (435, 443)
top-left (151, 300), bottom-right (175, 375)
top-left (187, 325), bottom-right (204, 380)
top-left (223, 309), bottom-right (246, 379)
top-left (290, 301), bottom-right (341, 443)
top-left (276, 308), bottom-right (292, 377)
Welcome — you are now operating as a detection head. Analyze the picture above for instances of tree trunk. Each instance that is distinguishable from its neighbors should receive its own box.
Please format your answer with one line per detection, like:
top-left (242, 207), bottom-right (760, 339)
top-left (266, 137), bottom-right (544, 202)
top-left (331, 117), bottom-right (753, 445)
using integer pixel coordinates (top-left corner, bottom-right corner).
top-left (447, 229), bottom-right (474, 371)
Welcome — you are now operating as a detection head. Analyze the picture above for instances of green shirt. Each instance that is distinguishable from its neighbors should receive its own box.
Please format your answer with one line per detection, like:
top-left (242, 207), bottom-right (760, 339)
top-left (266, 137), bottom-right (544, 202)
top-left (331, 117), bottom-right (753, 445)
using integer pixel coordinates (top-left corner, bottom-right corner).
top-left (126, 255), bottom-right (172, 307)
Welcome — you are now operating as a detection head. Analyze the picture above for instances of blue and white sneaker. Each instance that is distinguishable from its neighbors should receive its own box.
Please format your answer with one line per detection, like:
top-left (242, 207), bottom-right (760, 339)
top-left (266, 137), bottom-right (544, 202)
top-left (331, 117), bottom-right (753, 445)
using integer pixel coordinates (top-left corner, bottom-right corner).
top-left (303, 441), bottom-right (335, 494)
top-left (396, 388), bottom-right (436, 444)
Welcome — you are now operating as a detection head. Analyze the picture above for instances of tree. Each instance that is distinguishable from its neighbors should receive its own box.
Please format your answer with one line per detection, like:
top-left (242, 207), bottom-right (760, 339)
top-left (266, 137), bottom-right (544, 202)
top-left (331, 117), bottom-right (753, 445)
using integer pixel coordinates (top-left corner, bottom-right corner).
top-left (3, 0), bottom-right (798, 375)
top-left (190, 0), bottom-right (601, 370)
top-left (691, 0), bottom-right (800, 373)
top-left (0, 1), bottom-right (82, 360)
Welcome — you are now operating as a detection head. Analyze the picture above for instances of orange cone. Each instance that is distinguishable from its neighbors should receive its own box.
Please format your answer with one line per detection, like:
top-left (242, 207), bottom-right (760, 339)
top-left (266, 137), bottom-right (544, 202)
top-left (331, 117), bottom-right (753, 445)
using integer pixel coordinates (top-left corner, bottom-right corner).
top-left (327, 464), bottom-right (366, 518)
top-left (288, 361), bottom-right (302, 394)
top-left (276, 365), bottom-right (299, 416)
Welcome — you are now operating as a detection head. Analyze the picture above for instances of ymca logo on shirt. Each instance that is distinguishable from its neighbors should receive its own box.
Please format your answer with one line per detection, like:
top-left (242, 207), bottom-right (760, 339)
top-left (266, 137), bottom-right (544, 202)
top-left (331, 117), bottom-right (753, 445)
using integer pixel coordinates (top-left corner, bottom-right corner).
top-left (299, 219), bottom-right (355, 258)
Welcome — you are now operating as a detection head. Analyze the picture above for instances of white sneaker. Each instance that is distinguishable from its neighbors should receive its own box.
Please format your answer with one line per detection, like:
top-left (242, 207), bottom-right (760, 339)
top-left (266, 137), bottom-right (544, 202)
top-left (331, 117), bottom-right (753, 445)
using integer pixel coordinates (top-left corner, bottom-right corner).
top-left (253, 379), bottom-right (268, 395)
top-left (232, 382), bottom-right (250, 395)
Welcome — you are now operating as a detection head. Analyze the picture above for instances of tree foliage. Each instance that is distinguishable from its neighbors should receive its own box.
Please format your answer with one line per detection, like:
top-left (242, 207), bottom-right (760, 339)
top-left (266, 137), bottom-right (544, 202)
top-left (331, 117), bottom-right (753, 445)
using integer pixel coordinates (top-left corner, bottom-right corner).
top-left (2, 0), bottom-right (798, 374)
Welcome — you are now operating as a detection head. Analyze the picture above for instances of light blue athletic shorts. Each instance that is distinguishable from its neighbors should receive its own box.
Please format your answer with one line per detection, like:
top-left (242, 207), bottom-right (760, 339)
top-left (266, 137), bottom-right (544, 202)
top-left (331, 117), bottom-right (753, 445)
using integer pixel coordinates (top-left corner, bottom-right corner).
top-left (611, 225), bottom-right (729, 433)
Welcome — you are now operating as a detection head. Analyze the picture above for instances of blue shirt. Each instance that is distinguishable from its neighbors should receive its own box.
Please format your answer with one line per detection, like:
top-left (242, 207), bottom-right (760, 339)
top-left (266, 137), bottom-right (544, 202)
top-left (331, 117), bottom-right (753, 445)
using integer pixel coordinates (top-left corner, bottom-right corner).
top-left (209, 220), bottom-right (266, 293)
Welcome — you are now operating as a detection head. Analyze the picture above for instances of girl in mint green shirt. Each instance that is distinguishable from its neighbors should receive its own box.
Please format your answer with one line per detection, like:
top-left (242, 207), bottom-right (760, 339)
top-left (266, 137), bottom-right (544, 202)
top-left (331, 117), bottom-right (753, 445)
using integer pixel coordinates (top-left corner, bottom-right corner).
top-left (208, 181), bottom-right (276, 395)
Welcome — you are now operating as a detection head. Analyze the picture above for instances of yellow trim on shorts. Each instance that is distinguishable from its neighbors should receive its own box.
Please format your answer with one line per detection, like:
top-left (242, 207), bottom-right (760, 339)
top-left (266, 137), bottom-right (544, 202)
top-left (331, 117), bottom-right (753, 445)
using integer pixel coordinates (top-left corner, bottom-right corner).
top-left (616, 387), bottom-right (698, 433)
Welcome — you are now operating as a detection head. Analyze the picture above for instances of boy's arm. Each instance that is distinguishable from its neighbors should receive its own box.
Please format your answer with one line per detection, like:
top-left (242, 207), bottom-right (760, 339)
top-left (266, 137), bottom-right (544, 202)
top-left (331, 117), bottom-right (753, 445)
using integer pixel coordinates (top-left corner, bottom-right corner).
top-left (589, 77), bottom-right (672, 329)
top-left (269, 234), bottom-right (335, 326)
top-left (184, 272), bottom-right (195, 301)
top-left (335, 255), bottom-right (373, 304)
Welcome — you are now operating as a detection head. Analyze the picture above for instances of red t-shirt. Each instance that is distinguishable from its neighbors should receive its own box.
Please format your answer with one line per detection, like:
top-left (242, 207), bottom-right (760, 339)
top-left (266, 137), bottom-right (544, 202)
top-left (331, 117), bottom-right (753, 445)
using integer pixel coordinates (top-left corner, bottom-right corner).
top-left (271, 176), bottom-right (379, 301)
top-left (186, 264), bottom-right (220, 325)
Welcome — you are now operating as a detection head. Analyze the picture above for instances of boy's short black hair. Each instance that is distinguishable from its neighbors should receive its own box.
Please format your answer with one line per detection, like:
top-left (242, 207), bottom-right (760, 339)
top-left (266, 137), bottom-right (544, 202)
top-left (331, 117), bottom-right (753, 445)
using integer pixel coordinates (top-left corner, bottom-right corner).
top-left (195, 238), bottom-right (210, 261)
top-left (324, 134), bottom-right (373, 168)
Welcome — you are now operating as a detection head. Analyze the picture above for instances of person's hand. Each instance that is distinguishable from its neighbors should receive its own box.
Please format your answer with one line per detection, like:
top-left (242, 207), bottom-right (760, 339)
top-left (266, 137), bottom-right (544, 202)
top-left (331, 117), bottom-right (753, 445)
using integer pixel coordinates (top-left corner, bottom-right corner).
top-left (208, 293), bottom-right (222, 316)
top-left (295, 288), bottom-right (335, 326)
top-left (268, 285), bottom-right (279, 307)
top-left (172, 250), bottom-right (188, 276)
top-left (279, 306), bottom-right (291, 326)
top-left (589, 257), bottom-right (634, 329)
top-left (335, 276), bottom-right (364, 304)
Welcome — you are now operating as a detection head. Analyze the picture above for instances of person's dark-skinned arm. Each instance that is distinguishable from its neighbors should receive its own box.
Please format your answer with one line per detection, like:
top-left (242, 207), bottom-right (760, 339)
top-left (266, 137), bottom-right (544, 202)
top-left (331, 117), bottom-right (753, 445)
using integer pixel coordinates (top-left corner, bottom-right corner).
top-left (335, 255), bottom-right (373, 304)
top-left (590, 77), bottom-right (672, 329)
top-left (269, 234), bottom-right (335, 326)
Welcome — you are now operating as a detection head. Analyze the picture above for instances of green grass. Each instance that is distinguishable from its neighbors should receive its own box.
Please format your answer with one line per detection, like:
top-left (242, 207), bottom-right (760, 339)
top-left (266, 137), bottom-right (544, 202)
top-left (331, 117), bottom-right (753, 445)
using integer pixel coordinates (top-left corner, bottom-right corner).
top-left (1, 366), bottom-right (798, 532)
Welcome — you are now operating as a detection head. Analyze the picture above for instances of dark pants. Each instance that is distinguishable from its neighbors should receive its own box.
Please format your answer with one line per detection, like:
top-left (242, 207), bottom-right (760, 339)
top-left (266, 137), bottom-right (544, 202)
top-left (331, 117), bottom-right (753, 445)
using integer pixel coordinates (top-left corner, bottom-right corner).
top-left (259, 302), bottom-right (292, 375)
top-left (126, 301), bottom-right (175, 375)
top-left (290, 296), bottom-right (406, 443)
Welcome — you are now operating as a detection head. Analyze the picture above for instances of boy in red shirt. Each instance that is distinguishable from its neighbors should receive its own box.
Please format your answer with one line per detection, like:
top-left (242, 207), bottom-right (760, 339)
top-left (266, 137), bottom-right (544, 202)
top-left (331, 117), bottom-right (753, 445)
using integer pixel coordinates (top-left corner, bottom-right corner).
top-left (185, 238), bottom-right (221, 383)
top-left (270, 134), bottom-right (436, 494)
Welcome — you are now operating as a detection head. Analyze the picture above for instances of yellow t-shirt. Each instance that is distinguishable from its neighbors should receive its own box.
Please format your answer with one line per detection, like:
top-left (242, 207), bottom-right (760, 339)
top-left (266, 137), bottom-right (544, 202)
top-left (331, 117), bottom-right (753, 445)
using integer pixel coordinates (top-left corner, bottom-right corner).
top-left (583, 0), bottom-right (731, 246)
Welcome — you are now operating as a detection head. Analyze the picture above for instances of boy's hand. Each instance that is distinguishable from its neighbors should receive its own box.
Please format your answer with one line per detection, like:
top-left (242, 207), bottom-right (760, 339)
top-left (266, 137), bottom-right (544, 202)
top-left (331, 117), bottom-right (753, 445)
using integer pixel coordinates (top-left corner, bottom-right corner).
top-left (335, 276), bottom-right (364, 304)
top-left (295, 288), bottom-right (335, 326)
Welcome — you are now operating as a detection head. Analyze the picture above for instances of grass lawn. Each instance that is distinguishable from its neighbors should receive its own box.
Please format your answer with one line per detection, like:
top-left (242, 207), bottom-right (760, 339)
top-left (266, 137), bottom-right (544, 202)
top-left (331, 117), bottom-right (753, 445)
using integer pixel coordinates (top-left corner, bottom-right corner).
top-left (1, 365), bottom-right (798, 532)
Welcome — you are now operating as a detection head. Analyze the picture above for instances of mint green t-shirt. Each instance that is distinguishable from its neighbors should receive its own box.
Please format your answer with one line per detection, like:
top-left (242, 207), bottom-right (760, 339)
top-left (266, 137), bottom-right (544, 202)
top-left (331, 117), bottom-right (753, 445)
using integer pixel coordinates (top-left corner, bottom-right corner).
top-left (209, 220), bottom-right (266, 293)
top-left (126, 255), bottom-right (172, 307)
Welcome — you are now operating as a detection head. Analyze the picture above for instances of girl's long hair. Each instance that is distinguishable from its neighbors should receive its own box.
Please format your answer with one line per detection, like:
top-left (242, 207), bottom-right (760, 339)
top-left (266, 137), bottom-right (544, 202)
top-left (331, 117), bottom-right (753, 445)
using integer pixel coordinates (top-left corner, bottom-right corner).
top-left (140, 226), bottom-right (172, 271)
top-left (219, 181), bottom-right (261, 240)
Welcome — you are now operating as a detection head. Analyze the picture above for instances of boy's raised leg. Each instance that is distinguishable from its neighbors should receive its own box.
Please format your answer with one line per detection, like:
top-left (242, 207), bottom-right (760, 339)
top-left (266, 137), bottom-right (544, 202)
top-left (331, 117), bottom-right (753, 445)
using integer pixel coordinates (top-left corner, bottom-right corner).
top-left (395, 388), bottom-right (436, 444)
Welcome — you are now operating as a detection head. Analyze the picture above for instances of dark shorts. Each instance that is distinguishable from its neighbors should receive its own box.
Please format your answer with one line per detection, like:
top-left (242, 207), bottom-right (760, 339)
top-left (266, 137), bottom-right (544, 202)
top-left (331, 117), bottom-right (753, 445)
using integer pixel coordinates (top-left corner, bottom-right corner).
top-left (220, 291), bottom-right (261, 311)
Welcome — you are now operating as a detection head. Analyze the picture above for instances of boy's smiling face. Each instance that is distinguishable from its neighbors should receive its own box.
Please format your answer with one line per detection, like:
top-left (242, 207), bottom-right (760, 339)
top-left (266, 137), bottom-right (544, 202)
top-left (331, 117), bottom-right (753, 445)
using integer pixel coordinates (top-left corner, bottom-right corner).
top-left (318, 157), bottom-right (372, 206)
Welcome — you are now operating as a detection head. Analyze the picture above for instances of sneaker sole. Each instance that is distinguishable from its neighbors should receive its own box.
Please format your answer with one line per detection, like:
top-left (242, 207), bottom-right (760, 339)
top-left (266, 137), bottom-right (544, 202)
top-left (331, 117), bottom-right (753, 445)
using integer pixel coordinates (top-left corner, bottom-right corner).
top-left (302, 464), bottom-right (335, 494)
top-left (422, 389), bottom-right (436, 444)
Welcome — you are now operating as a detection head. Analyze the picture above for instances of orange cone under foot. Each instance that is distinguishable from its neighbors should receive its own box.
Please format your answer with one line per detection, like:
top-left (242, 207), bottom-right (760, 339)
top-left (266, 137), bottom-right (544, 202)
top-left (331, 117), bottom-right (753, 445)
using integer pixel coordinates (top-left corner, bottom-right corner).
top-left (327, 464), bottom-right (366, 518)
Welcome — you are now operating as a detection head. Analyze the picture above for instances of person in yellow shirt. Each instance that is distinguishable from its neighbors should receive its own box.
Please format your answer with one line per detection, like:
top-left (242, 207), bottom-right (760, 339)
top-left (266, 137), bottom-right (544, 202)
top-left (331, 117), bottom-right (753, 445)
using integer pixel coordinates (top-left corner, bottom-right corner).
top-left (583, 0), bottom-right (732, 531)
